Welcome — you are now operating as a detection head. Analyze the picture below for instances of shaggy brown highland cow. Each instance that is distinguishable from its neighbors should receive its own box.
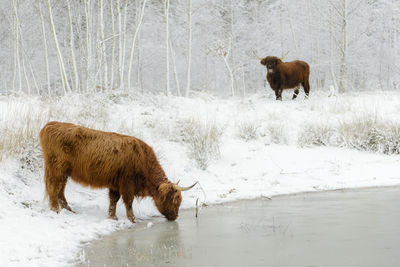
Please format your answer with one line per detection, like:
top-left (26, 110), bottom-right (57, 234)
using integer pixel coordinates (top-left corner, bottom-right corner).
top-left (260, 56), bottom-right (310, 100)
top-left (39, 121), bottom-right (197, 223)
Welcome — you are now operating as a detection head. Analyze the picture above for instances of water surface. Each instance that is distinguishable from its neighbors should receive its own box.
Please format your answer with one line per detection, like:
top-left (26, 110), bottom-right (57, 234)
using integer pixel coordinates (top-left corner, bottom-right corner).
top-left (79, 187), bottom-right (400, 267)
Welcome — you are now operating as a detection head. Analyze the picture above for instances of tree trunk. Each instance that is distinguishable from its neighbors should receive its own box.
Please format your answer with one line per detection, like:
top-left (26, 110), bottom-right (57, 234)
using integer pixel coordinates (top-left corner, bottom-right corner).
top-left (165, 0), bottom-right (170, 96)
top-left (47, 0), bottom-right (70, 94)
top-left (170, 38), bottom-right (181, 96)
top-left (185, 0), bottom-right (192, 97)
top-left (339, 0), bottom-right (347, 93)
top-left (67, 0), bottom-right (79, 93)
top-left (127, 0), bottom-right (147, 91)
top-left (110, 0), bottom-right (116, 90)
top-left (37, 0), bottom-right (51, 95)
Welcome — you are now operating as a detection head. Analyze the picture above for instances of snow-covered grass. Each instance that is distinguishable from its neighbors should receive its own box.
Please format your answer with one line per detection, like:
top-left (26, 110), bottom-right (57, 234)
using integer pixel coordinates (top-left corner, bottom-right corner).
top-left (236, 120), bottom-right (259, 141)
top-left (1, 90), bottom-right (400, 266)
top-left (178, 118), bottom-right (223, 170)
top-left (299, 112), bottom-right (400, 154)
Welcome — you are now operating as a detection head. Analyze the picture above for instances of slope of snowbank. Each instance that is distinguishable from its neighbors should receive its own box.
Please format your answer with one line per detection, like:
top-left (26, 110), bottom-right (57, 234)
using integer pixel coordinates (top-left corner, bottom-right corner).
top-left (1, 91), bottom-right (400, 266)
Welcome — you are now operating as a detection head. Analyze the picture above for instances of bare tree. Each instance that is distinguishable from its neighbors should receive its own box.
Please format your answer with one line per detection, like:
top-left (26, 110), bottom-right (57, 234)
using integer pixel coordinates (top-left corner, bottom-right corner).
top-left (284, 0), bottom-right (298, 55)
top-left (121, 0), bottom-right (128, 91)
top-left (135, 0), bottom-right (143, 92)
top-left (327, 0), bottom-right (364, 92)
top-left (338, 0), bottom-right (347, 93)
top-left (12, 0), bottom-right (22, 93)
top-left (99, 0), bottom-right (108, 90)
top-left (1, 0), bottom-right (398, 96)
top-left (66, 0), bottom-right (79, 92)
top-left (37, 0), bottom-right (51, 95)
top-left (109, 0), bottom-right (116, 90)
top-left (208, 40), bottom-right (235, 96)
top-left (170, 38), bottom-right (181, 96)
top-left (47, 0), bottom-right (70, 94)
top-left (185, 0), bottom-right (192, 97)
top-left (127, 0), bottom-right (147, 91)
top-left (165, 0), bottom-right (170, 96)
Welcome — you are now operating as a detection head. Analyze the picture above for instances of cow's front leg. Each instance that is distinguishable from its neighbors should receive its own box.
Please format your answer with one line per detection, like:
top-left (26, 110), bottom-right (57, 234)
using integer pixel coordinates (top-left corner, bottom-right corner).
top-left (108, 189), bottom-right (120, 220)
top-left (58, 176), bottom-right (74, 213)
top-left (120, 181), bottom-right (135, 223)
top-left (122, 193), bottom-right (135, 223)
top-left (275, 88), bottom-right (283, 101)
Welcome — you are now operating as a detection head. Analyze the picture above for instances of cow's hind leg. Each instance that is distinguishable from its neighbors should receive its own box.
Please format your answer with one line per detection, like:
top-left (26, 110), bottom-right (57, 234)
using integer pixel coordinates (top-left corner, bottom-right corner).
top-left (108, 188), bottom-right (121, 220)
top-left (122, 194), bottom-right (135, 223)
top-left (44, 167), bottom-right (64, 213)
top-left (121, 185), bottom-right (135, 223)
top-left (302, 80), bottom-right (310, 98)
top-left (292, 87), bottom-right (300, 99)
top-left (58, 176), bottom-right (74, 212)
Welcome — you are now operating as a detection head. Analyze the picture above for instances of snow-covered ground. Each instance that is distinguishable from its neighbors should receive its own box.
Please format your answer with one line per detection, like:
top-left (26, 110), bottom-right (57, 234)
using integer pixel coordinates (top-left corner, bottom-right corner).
top-left (1, 90), bottom-right (400, 266)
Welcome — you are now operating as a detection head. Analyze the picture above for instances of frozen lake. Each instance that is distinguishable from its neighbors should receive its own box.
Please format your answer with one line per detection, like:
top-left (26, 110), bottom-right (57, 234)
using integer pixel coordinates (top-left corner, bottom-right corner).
top-left (78, 187), bottom-right (400, 267)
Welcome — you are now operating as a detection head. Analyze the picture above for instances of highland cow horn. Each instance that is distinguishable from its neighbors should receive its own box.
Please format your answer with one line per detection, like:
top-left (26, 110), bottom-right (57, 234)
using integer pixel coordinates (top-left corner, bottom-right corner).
top-left (252, 50), bottom-right (263, 60)
top-left (173, 181), bottom-right (198, 191)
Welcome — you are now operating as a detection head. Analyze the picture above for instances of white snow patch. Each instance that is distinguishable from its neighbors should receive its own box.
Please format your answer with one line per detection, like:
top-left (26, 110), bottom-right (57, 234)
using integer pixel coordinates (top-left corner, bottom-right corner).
top-left (1, 91), bottom-right (400, 266)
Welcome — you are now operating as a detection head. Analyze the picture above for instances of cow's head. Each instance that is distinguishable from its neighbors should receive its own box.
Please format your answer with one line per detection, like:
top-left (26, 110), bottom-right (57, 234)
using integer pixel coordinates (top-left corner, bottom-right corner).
top-left (155, 181), bottom-right (197, 221)
top-left (261, 56), bottom-right (281, 73)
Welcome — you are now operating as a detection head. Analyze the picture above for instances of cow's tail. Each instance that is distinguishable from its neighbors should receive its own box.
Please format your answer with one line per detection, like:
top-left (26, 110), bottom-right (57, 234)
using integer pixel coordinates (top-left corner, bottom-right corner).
top-left (43, 169), bottom-right (50, 202)
top-left (39, 125), bottom-right (50, 203)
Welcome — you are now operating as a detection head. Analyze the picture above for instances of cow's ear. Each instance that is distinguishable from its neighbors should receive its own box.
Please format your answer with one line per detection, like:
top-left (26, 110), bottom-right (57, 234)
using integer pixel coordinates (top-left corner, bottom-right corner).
top-left (260, 58), bottom-right (266, 66)
top-left (158, 183), bottom-right (170, 194)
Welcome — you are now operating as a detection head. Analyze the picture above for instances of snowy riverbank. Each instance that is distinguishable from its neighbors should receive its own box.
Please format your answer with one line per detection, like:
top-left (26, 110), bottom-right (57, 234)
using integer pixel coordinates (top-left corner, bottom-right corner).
top-left (1, 91), bottom-right (400, 266)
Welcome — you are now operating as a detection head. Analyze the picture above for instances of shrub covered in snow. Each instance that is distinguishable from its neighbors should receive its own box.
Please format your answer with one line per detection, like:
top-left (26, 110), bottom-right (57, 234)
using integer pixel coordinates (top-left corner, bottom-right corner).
top-left (178, 118), bottom-right (223, 170)
top-left (299, 115), bottom-right (400, 155)
top-left (298, 124), bottom-right (338, 147)
top-left (0, 99), bottom-right (48, 162)
top-left (265, 122), bottom-right (288, 145)
top-left (338, 117), bottom-right (400, 154)
top-left (236, 120), bottom-right (259, 141)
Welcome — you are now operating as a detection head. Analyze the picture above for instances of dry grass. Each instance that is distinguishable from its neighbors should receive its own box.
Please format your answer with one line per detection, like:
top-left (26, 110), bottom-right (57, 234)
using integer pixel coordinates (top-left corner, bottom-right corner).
top-left (0, 101), bottom-right (49, 162)
top-left (298, 114), bottom-right (400, 155)
top-left (178, 118), bottom-right (223, 170)
top-left (266, 123), bottom-right (288, 144)
top-left (298, 124), bottom-right (338, 147)
top-left (0, 94), bottom-right (113, 170)
top-left (237, 120), bottom-right (259, 141)
top-left (2, 93), bottom-right (400, 176)
top-left (338, 116), bottom-right (400, 154)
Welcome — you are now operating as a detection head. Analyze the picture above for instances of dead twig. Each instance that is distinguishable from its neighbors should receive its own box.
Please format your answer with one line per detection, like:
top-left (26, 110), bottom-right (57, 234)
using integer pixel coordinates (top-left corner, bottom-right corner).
top-left (195, 198), bottom-right (199, 218)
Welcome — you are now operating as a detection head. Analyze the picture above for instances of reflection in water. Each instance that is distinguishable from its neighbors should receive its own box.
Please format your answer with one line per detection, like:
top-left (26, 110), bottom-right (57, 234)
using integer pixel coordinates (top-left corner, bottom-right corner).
top-left (126, 221), bottom-right (189, 265)
top-left (85, 220), bottom-right (188, 266)
top-left (79, 187), bottom-right (400, 267)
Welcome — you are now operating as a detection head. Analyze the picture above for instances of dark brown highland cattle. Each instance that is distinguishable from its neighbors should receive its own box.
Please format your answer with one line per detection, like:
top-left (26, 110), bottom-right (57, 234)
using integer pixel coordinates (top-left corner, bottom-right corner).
top-left (260, 56), bottom-right (310, 100)
top-left (39, 121), bottom-right (197, 223)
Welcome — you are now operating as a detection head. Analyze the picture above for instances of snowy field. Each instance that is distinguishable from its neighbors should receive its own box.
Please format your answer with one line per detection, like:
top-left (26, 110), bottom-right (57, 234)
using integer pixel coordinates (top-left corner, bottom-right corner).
top-left (1, 90), bottom-right (400, 266)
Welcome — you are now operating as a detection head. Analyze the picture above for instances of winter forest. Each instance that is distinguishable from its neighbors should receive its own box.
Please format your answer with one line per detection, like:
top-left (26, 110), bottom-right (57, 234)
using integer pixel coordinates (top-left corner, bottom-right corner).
top-left (0, 0), bottom-right (399, 96)
top-left (2, 0), bottom-right (400, 265)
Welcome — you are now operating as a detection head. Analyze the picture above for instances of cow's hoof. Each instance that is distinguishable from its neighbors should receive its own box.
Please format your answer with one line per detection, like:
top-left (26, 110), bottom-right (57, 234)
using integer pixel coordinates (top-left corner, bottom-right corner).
top-left (128, 216), bottom-right (136, 223)
top-left (50, 206), bottom-right (61, 213)
top-left (109, 215), bottom-right (118, 221)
